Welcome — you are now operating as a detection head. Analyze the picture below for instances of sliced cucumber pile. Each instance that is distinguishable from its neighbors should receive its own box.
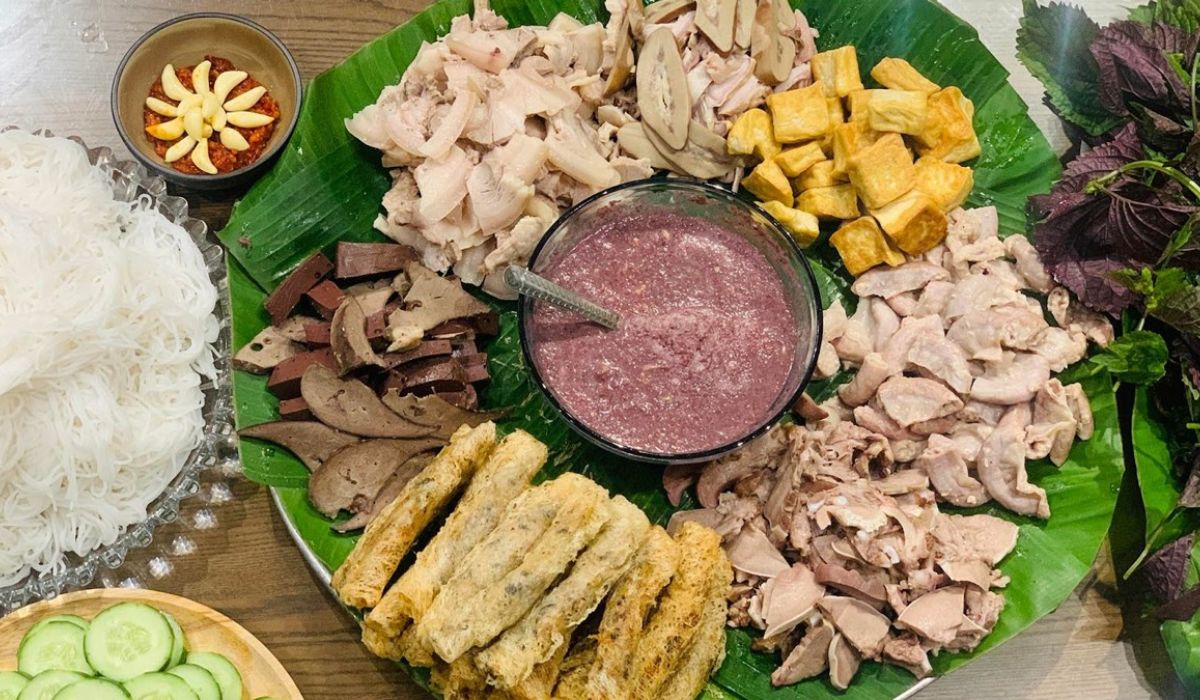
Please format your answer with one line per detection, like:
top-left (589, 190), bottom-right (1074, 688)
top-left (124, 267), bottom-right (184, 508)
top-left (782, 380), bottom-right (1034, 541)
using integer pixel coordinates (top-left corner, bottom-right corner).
top-left (3, 603), bottom-right (250, 700)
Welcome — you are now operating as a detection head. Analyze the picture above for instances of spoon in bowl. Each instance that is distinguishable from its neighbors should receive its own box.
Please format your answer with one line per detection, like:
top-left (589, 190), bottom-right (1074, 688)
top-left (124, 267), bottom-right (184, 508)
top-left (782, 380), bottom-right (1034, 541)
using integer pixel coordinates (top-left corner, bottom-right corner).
top-left (504, 265), bottom-right (621, 330)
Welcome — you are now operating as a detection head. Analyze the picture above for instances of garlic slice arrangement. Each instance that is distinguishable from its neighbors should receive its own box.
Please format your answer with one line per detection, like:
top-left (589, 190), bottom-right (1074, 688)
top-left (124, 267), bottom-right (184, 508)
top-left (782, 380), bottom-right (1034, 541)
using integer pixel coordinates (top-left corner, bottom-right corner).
top-left (144, 59), bottom-right (275, 173)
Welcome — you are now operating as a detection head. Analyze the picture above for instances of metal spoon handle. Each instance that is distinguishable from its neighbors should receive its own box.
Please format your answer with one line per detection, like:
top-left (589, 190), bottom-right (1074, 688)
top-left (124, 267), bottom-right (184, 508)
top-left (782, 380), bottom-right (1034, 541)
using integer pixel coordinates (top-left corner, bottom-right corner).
top-left (505, 265), bottom-right (621, 330)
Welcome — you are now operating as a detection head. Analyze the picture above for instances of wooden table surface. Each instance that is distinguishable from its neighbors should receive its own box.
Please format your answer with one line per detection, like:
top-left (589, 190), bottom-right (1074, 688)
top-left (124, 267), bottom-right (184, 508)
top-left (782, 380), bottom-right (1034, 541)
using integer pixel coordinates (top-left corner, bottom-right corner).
top-left (0, 0), bottom-right (1187, 698)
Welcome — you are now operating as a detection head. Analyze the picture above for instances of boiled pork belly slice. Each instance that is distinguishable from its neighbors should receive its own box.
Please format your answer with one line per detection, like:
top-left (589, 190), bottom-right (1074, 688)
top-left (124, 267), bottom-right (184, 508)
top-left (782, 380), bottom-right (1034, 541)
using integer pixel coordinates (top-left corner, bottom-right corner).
top-left (916, 434), bottom-right (988, 508)
top-left (975, 405), bottom-right (1050, 518)
top-left (466, 161), bottom-right (533, 235)
top-left (445, 25), bottom-right (536, 73)
top-left (414, 145), bottom-right (471, 223)
top-left (876, 376), bottom-right (964, 428)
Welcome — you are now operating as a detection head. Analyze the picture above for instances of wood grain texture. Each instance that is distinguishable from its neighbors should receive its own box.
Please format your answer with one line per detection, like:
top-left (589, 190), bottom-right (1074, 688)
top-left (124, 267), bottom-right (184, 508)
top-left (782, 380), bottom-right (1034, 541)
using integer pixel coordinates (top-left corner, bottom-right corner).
top-left (0, 0), bottom-right (1185, 698)
top-left (0, 588), bottom-right (301, 699)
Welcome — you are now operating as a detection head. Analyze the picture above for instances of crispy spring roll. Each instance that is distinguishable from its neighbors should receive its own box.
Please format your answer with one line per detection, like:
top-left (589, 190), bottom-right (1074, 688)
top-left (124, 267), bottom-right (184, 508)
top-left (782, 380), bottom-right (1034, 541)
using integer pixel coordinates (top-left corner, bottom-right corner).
top-left (442, 652), bottom-right (488, 699)
top-left (504, 639), bottom-right (569, 700)
top-left (422, 475), bottom-right (611, 663)
top-left (331, 422), bottom-right (496, 609)
top-left (658, 552), bottom-right (734, 700)
top-left (477, 496), bottom-right (650, 689)
top-left (362, 620), bottom-right (405, 661)
top-left (404, 476), bottom-right (579, 666)
top-left (366, 431), bottom-right (548, 643)
top-left (552, 636), bottom-right (597, 700)
top-left (626, 522), bottom-right (725, 698)
top-left (583, 526), bottom-right (681, 699)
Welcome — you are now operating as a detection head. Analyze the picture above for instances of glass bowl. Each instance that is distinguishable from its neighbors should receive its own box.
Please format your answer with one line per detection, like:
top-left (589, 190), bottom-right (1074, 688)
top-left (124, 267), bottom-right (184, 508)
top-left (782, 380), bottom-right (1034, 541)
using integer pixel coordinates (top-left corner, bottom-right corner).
top-left (0, 128), bottom-right (238, 614)
top-left (517, 179), bottom-right (823, 465)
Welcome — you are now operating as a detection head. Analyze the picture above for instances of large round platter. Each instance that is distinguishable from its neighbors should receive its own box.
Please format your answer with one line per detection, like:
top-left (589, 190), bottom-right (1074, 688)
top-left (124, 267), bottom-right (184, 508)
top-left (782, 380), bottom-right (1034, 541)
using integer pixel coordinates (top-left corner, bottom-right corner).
top-left (0, 588), bottom-right (301, 698)
top-left (0, 128), bottom-right (238, 615)
top-left (225, 1), bottom-right (1126, 698)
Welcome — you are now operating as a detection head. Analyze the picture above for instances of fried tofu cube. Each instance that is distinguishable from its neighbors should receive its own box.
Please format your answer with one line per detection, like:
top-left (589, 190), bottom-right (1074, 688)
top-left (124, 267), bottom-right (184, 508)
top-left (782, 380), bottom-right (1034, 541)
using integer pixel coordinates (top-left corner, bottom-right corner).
top-left (743, 158), bottom-right (793, 204)
top-left (865, 89), bottom-right (929, 135)
top-left (796, 160), bottom-right (841, 190)
top-left (830, 217), bottom-right (906, 275)
top-left (870, 190), bottom-right (948, 254)
top-left (820, 98), bottom-right (845, 155)
top-left (870, 58), bottom-right (940, 94)
top-left (914, 87), bottom-right (980, 163)
top-left (846, 90), bottom-right (872, 123)
top-left (811, 46), bottom-right (864, 98)
top-left (775, 142), bottom-right (826, 177)
top-left (767, 83), bottom-right (830, 143)
top-left (759, 201), bottom-right (821, 247)
top-left (914, 156), bottom-right (973, 212)
top-left (727, 108), bottom-right (781, 159)
top-left (831, 121), bottom-right (880, 177)
top-left (796, 184), bottom-right (859, 220)
top-left (847, 133), bottom-right (916, 209)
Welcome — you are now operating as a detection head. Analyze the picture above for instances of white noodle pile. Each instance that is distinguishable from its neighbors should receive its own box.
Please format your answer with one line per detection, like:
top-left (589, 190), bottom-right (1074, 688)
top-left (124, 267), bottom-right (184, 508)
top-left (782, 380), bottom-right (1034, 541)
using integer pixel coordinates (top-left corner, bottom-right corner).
top-left (0, 131), bottom-right (218, 586)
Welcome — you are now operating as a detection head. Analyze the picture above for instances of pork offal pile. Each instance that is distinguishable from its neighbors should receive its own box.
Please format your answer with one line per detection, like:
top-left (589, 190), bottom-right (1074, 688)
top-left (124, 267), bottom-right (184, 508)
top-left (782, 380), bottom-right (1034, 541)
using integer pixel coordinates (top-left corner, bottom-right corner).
top-left (345, 0), bottom-right (816, 297)
top-left (667, 205), bottom-right (1113, 688)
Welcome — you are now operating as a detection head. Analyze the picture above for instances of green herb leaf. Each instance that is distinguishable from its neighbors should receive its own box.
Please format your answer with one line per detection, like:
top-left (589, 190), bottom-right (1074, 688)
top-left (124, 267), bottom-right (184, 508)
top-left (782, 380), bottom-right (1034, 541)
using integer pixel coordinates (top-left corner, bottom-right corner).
top-left (1163, 614), bottom-right (1200, 697)
top-left (1092, 330), bottom-right (1170, 384)
top-left (1132, 0), bottom-right (1200, 32)
top-left (1017, 0), bottom-right (1124, 136)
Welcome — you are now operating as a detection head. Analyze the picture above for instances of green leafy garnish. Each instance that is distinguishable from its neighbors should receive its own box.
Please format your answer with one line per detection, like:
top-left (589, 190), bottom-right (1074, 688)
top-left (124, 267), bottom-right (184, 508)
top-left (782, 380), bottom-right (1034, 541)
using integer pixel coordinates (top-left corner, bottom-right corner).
top-left (1092, 330), bottom-right (1170, 384)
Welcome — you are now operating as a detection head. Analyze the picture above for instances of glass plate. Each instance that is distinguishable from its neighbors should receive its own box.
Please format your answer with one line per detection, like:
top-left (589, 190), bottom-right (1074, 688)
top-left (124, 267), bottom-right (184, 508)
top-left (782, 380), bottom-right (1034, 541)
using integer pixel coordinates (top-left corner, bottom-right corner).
top-left (0, 127), bottom-right (238, 614)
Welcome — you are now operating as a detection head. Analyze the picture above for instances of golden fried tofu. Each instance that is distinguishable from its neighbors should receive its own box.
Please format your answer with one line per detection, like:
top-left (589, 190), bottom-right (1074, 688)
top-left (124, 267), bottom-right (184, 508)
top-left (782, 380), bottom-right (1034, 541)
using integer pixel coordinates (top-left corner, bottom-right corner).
top-left (866, 89), bottom-right (929, 135)
top-left (870, 190), bottom-right (949, 254)
top-left (743, 158), bottom-right (793, 204)
top-left (767, 83), bottom-right (830, 143)
top-left (831, 121), bottom-right (880, 177)
top-left (796, 160), bottom-right (842, 190)
top-left (915, 156), bottom-right (973, 212)
top-left (915, 87), bottom-right (980, 163)
top-left (759, 201), bottom-right (821, 247)
top-left (830, 217), bottom-right (906, 275)
top-left (870, 58), bottom-right (940, 94)
top-left (820, 98), bottom-right (846, 155)
top-left (811, 46), bottom-right (864, 98)
top-left (726, 108), bottom-right (781, 159)
top-left (775, 142), bottom-right (826, 177)
top-left (847, 133), bottom-right (916, 209)
top-left (846, 90), bottom-right (872, 123)
top-left (796, 184), bottom-right (859, 220)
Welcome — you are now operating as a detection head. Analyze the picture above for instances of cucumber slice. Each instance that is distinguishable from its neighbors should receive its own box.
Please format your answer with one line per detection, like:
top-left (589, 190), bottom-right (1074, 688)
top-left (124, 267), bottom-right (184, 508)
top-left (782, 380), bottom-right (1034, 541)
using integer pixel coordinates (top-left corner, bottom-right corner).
top-left (84, 604), bottom-right (173, 682)
top-left (16, 671), bottom-right (85, 700)
top-left (160, 614), bottom-right (186, 669)
top-left (17, 622), bottom-right (92, 676)
top-left (51, 678), bottom-right (129, 700)
top-left (122, 673), bottom-right (198, 700)
top-left (0, 672), bottom-right (28, 700)
top-left (23, 616), bottom-right (88, 642)
top-left (179, 655), bottom-right (239, 700)
top-left (165, 666), bottom-right (218, 700)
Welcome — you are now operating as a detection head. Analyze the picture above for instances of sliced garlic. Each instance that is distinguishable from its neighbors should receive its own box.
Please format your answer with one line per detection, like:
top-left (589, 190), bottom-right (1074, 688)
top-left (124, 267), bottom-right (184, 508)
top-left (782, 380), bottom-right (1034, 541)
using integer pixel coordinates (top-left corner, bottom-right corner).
top-left (146, 117), bottom-right (186, 140)
top-left (183, 107), bottom-right (206, 141)
top-left (202, 93), bottom-right (222, 120)
top-left (161, 64), bottom-right (192, 101)
top-left (176, 93), bottom-right (203, 116)
top-left (191, 137), bottom-right (218, 174)
top-left (164, 135), bottom-right (197, 162)
top-left (220, 127), bottom-right (251, 152)
top-left (211, 107), bottom-right (227, 132)
top-left (226, 110), bottom-right (274, 128)
top-left (213, 70), bottom-right (248, 102)
top-left (192, 60), bottom-right (212, 96)
top-left (223, 86), bottom-right (266, 112)
top-left (145, 97), bottom-right (178, 118)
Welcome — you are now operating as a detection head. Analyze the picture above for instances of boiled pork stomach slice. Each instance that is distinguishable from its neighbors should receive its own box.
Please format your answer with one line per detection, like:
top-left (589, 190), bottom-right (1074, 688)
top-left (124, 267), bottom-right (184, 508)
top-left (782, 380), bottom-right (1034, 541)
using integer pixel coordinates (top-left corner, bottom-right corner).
top-left (970, 352), bottom-right (1050, 405)
top-left (975, 405), bottom-right (1050, 518)
top-left (915, 434), bottom-right (988, 507)
top-left (876, 376), bottom-right (964, 428)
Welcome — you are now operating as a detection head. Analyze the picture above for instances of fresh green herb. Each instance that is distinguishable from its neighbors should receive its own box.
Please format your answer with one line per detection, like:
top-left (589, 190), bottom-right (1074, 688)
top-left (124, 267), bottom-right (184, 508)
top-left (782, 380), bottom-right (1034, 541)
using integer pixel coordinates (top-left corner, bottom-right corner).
top-left (1092, 330), bottom-right (1170, 384)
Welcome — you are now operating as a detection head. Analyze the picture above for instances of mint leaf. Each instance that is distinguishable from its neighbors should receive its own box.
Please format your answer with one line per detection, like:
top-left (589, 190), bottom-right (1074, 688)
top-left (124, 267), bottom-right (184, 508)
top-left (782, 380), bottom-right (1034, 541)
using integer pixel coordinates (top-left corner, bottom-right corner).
top-left (1017, 0), bottom-right (1124, 136)
top-left (1092, 330), bottom-right (1170, 383)
top-left (1131, 0), bottom-right (1200, 32)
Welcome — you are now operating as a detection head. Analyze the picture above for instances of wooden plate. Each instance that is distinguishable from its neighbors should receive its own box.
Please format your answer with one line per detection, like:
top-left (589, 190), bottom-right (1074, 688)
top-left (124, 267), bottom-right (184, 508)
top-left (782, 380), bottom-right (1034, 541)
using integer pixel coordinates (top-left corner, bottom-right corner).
top-left (0, 588), bottom-right (302, 699)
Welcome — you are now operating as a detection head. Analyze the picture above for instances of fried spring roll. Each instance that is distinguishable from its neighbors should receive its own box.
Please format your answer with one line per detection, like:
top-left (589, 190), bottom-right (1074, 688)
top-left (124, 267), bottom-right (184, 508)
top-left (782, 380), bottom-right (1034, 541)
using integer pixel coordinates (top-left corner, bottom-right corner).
top-left (477, 496), bottom-right (650, 689)
top-left (583, 526), bottom-right (681, 699)
top-left (658, 553), bottom-right (734, 700)
top-left (331, 422), bottom-right (496, 609)
top-left (626, 522), bottom-right (725, 698)
top-left (366, 431), bottom-right (548, 643)
top-left (504, 640), bottom-right (569, 700)
top-left (422, 475), bottom-right (611, 663)
top-left (362, 620), bottom-right (405, 661)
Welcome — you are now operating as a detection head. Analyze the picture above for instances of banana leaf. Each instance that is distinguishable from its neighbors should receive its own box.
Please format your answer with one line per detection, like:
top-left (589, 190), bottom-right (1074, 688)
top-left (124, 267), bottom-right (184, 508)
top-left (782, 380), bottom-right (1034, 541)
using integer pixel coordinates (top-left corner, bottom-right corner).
top-left (224, 0), bottom-right (1123, 697)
